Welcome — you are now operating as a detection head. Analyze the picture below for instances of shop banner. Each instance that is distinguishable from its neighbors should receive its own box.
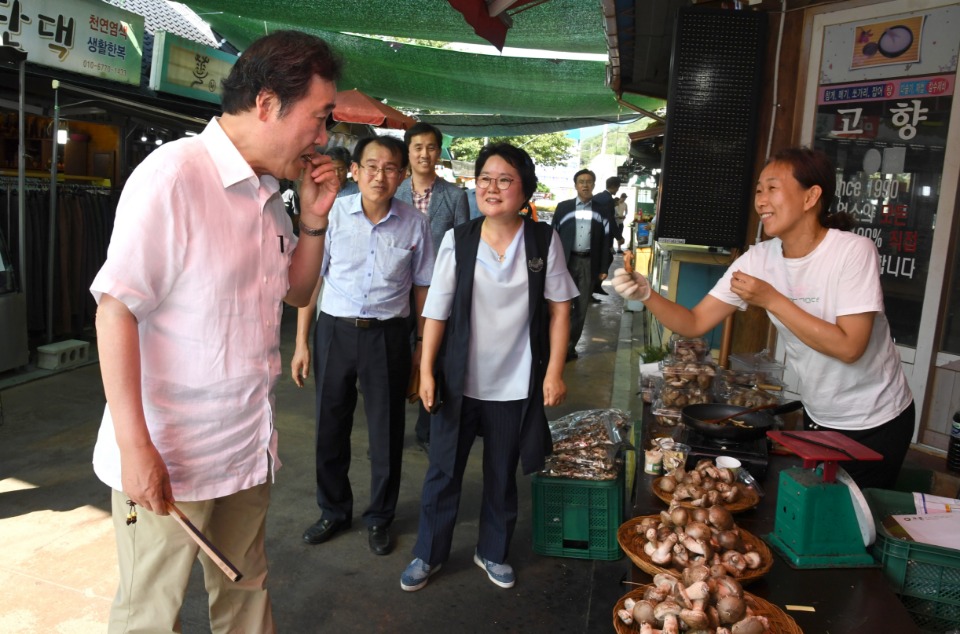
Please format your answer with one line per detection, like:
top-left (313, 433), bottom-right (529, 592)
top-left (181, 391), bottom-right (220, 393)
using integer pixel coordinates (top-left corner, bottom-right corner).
top-left (0, 0), bottom-right (143, 85)
top-left (813, 5), bottom-right (958, 349)
top-left (149, 31), bottom-right (235, 105)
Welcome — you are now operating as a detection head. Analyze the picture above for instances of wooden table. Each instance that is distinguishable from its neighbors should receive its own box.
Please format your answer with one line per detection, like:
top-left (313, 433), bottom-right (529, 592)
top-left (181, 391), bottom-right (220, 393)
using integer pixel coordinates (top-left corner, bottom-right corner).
top-left (628, 412), bottom-right (920, 633)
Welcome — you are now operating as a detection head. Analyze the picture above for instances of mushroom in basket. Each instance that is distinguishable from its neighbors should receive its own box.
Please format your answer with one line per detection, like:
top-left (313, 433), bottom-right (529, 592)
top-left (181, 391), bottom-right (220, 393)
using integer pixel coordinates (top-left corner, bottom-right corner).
top-left (616, 568), bottom-right (772, 633)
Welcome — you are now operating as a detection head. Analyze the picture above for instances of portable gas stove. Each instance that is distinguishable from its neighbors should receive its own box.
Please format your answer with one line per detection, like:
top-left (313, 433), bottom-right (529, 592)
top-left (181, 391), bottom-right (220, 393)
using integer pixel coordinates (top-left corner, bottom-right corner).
top-left (680, 426), bottom-right (770, 481)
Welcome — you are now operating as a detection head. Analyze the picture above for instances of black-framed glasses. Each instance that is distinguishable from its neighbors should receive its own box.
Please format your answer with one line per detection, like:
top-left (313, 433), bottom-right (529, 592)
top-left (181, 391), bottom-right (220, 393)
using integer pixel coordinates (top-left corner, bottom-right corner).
top-left (476, 175), bottom-right (515, 190)
top-left (359, 164), bottom-right (401, 178)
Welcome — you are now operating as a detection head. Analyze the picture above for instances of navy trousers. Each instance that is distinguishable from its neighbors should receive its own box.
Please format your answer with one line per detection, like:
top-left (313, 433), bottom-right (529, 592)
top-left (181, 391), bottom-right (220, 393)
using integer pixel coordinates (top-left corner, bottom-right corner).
top-left (803, 400), bottom-right (915, 490)
top-left (313, 312), bottom-right (410, 527)
top-left (413, 397), bottom-right (524, 566)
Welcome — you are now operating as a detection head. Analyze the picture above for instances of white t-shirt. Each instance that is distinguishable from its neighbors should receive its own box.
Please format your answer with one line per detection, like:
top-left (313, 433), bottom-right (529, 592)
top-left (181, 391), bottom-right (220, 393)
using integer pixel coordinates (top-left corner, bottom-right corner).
top-left (423, 224), bottom-right (578, 401)
top-left (90, 118), bottom-right (293, 501)
top-left (709, 229), bottom-right (912, 430)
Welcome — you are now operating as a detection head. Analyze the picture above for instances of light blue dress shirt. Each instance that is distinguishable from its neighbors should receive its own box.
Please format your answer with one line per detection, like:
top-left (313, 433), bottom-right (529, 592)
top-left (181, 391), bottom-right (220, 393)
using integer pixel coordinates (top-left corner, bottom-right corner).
top-left (320, 193), bottom-right (435, 319)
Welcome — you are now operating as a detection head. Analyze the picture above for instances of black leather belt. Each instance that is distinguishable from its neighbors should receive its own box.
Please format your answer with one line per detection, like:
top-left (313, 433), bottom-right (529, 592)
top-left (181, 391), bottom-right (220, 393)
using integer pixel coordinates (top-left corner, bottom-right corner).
top-left (571, 251), bottom-right (591, 257)
top-left (335, 316), bottom-right (405, 329)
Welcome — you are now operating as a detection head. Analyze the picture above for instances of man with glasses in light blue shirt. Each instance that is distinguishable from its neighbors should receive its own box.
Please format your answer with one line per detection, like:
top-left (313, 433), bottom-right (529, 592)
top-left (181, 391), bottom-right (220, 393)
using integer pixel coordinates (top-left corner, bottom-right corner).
top-left (292, 135), bottom-right (434, 557)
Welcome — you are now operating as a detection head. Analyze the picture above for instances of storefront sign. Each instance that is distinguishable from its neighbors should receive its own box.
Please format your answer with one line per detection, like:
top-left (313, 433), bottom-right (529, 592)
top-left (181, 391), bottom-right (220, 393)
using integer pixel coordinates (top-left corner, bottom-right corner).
top-left (851, 16), bottom-right (924, 69)
top-left (0, 0), bottom-right (143, 85)
top-left (813, 4), bottom-right (958, 348)
top-left (149, 31), bottom-right (235, 105)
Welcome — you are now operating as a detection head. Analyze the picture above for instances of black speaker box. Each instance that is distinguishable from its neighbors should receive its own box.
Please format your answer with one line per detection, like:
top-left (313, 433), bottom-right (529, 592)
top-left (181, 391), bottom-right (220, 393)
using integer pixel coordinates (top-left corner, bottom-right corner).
top-left (655, 7), bottom-right (767, 248)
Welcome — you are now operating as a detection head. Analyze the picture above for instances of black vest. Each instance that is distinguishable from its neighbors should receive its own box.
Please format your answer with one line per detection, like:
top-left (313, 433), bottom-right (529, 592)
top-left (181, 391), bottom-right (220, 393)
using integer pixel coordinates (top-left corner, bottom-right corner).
top-left (431, 216), bottom-right (554, 477)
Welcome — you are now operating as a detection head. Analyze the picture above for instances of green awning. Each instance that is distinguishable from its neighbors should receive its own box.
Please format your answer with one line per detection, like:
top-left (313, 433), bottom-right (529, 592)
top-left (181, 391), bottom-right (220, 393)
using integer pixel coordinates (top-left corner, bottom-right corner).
top-left (175, 1), bottom-right (666, 129)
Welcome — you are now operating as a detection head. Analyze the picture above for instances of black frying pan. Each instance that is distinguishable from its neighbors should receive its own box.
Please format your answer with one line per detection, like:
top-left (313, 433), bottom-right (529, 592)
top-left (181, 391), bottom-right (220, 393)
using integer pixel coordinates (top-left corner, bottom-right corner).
top-left (681, 401), bottom-right (803, 441)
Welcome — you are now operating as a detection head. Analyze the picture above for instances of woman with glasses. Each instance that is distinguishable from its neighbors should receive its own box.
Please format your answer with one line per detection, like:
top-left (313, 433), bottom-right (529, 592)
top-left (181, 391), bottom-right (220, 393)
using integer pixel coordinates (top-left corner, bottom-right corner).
top-left (400, 143), bottom-right (577, 592)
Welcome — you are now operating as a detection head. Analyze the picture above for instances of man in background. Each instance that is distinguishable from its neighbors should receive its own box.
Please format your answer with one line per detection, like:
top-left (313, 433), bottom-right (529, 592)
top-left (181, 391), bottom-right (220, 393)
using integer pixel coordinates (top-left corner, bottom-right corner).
top-left (325, 146), bottom-right (359, 198)
top-left (590, 176), bottom-right (621, 296)
top-left (91, 31), bottom-right (341, 633)
top-left (396, 122), bottom-right (469, 451)
top-left (551, 169), bottom-right (612, 361)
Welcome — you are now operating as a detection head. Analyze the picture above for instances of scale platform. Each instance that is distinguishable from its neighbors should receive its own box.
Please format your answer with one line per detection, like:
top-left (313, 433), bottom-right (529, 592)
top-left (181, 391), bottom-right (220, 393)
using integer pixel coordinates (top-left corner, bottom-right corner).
top-left (765, 430), bottom-right (883, 569)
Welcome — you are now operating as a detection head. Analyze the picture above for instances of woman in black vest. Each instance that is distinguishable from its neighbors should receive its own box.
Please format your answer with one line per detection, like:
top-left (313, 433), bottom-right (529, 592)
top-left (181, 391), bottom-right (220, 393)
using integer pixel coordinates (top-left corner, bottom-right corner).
top-left (400, 143), bottom-right (578, 592)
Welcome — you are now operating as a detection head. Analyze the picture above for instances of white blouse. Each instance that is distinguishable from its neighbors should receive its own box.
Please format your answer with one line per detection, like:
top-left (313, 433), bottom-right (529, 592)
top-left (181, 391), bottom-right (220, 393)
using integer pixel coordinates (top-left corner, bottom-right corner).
top-left (423, 224), bottom-right (577, 401)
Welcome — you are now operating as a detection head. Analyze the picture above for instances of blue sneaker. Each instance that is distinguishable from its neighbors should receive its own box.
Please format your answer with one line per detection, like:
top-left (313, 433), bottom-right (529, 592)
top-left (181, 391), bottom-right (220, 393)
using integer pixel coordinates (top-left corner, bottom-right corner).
top-left (400, 558), bottom-right (440, 592)
top-left (473, 552), bottom-right (515, 588)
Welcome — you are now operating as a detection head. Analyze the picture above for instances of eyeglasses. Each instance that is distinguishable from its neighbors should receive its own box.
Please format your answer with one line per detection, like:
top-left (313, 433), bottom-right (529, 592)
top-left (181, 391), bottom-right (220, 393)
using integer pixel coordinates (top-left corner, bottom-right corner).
top-left (359, 164), bottom-right (401, 178)
top-left (476, 175), bottom-right (515, 190)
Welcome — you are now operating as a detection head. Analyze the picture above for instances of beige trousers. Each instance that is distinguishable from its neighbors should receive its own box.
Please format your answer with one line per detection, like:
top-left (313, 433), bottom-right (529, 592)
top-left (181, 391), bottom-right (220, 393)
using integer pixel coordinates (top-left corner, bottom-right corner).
top-left (108, 483), bottom-right (274, 634)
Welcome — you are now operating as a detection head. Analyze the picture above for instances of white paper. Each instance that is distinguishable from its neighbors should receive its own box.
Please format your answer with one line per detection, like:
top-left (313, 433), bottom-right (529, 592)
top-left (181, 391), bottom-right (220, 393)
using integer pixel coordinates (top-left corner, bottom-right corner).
top-left (887, 512), bottom-right (960, 550)
top-left (912, 492), bottom-right (960, 514)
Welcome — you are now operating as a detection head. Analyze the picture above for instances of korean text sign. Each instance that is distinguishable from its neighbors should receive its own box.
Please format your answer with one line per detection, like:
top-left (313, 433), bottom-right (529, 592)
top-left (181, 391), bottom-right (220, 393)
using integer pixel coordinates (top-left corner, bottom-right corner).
top-left (0, 0), bottom-right (143, 86)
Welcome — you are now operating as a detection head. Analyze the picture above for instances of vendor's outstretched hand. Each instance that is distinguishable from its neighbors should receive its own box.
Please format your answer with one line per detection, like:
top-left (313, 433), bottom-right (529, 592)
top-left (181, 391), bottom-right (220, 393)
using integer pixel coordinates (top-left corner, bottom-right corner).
top-left (611, 267), bottom-right (652, 302)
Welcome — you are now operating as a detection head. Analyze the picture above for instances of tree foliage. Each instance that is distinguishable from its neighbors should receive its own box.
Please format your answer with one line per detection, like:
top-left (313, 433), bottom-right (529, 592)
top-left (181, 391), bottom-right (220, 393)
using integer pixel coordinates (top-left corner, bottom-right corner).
top-left (578, 120), bottom-right (650, 166)
top-left (450, 133), bottom-right (575, 167)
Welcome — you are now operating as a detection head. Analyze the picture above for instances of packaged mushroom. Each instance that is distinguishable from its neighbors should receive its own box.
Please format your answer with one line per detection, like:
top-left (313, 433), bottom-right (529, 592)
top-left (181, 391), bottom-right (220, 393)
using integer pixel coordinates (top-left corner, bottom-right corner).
top-left (660, 383), bottom-right (713, 410)
top-left (668, 335), bottom-right (711, 363)
top-left (651, 401), bottom-right (683, 427)
top-left (661, 359), bottom-right (718, 391)
top-left (540, 409), bottom-right (630, 480)
top-left (718, 384), bottom-right (781, 409)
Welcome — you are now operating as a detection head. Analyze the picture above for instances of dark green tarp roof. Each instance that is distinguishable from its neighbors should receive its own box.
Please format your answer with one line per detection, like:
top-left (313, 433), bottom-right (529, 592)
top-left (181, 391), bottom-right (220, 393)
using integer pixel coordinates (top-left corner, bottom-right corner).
top-left (174, 0), bottom-right (665, 134)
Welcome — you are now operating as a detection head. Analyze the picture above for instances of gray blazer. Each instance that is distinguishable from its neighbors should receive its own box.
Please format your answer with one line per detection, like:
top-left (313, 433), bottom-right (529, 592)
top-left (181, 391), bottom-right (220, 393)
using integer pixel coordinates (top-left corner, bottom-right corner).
top-left (396, 177), bottom-right (470, 254)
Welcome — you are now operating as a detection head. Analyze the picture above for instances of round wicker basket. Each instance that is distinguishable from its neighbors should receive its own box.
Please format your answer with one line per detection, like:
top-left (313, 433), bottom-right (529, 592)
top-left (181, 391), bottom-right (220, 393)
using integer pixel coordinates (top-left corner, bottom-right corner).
top-left (617, 515), bottom-right (773, 584)
top-left (612, 585), bottom-right (802, 634)
top-left (652, 477), bottom-right (760, 513)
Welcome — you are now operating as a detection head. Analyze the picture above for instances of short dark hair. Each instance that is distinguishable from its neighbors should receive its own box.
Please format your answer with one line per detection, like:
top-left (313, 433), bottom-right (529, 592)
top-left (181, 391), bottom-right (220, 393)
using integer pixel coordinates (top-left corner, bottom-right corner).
top-left (352, 135), bottom-right (408, 170)
top-left (403, 122), bottom-right (443, 148)
top-left (476, 143), bottom-right (538, 201)
top-left (606, 176), bottom-right (622, 189)
top-left (323, 146), bottom-right (352, 164)
top-left (766, 147), bottom-right (852, 231)
top-left (573, 169), bottom-right (595, 184)
top-left (221, 30), bottom-right (342, 117)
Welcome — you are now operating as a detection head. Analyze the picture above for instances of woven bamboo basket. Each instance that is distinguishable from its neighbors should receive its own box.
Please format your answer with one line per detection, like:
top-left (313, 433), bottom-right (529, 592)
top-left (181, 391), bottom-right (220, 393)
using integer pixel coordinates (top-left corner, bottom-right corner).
top-left (652, 477), bottom-right (760, 513)
top-left (617, 515), bottom-right (773, 584)
top-left (612, 585), bottom-right (802, 634)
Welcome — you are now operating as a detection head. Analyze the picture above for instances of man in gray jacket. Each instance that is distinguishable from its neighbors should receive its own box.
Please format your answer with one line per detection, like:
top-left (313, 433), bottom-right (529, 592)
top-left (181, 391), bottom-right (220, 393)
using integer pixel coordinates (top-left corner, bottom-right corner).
top-left (396, 122), bottom-right (469, 450)
top-left (396, 122), bottom-right (470, 254)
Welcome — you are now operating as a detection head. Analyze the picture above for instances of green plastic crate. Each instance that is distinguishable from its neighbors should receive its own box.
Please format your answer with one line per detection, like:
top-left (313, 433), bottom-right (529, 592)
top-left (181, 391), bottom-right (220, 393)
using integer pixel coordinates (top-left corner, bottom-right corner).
top-left (864, 488), bottom-right (960, 633)
top-left (531, 471), bottom-right (623, 560)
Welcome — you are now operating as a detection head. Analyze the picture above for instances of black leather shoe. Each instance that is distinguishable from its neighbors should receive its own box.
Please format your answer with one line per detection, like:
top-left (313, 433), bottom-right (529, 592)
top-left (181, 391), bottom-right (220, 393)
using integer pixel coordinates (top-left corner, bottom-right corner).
top-left (416, 438), bottom-right (430, 453)
top-left (368, 525), bottom-right (392, 555)
top-left (302, 518), bottom-right (350, 545)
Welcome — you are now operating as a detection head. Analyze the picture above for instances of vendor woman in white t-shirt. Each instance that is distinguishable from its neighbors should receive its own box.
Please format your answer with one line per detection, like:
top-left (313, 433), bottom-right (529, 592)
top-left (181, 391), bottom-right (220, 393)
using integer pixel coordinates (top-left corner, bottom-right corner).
top-left (612, 147), bottom-right (914, 490)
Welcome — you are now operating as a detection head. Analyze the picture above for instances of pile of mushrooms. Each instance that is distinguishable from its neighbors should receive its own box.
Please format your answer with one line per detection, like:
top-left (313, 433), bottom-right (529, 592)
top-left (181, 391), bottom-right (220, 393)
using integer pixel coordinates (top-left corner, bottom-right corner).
top-left (617, 568), bottom-right (771, 634)
top-left (661, 361), bottom-right (717, 390)
top-left (658, 461), bottom-right (750, 508)
top-left (635, 502), bottom-right (763, 576)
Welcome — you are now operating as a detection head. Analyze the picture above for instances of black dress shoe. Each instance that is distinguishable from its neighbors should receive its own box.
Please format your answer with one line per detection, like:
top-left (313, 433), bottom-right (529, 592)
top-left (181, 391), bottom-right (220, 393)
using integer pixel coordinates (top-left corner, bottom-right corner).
top-left (368, 525), bottom-right (392, 555)
top-left (303, 518), bottom-right (351, 545)
top-left (416, 437), bottom-right (430, 453)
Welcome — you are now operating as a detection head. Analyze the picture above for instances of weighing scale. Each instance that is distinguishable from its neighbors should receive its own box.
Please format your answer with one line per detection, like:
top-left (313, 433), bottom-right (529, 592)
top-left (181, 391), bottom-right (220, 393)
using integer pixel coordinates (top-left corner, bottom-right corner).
top-left (765, 430), bottom-right (882, 568)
